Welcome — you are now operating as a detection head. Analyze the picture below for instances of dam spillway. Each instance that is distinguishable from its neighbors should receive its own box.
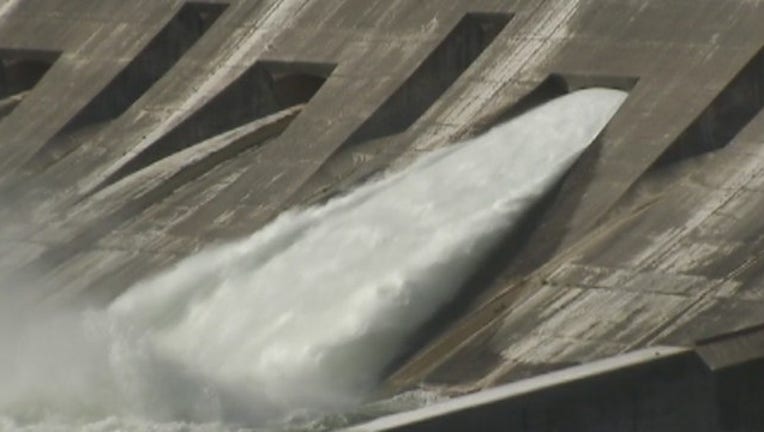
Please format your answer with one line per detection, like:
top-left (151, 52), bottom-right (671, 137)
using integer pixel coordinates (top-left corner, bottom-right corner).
top-left (0, 89), bottom-right (626, 430)
top-left (1, 0), bottom-right (764, 431)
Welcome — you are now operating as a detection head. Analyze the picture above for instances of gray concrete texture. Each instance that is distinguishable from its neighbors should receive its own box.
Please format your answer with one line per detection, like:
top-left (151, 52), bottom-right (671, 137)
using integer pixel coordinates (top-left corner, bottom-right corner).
top-left (350, 348), bottom-right (720, 432)
top-left (1, 0), bottom-right (764, 413)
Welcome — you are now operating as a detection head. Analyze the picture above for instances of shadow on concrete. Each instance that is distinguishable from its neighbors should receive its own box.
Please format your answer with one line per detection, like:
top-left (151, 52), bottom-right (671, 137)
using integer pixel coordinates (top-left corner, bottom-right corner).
top-left (28, 1), bottom-right (228, 170)
top-left (655, 44), bottom-right (764, 167)
top-left (0, 49), bottom-right (59, 119)
top-left (287, 12), bottom-right (513, 209)
top-left (103, 60), bottom-right (335, 188)
top-left (344, 12), bottom-right (512, 147)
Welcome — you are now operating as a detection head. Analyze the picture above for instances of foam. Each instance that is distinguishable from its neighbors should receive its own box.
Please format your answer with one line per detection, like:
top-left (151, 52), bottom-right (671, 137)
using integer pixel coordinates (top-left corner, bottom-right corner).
top-left (0, 88), bottom-right (627, 430)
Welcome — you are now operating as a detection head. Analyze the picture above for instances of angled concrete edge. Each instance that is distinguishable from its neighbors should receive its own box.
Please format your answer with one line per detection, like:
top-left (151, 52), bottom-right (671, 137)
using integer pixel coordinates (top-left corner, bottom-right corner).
top-left (346, 346), bottom-right (694, 432)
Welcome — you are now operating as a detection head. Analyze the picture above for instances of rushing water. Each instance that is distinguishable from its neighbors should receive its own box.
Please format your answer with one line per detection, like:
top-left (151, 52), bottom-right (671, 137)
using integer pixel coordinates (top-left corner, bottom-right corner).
top-left (0, 88), bottom-right (626, 431)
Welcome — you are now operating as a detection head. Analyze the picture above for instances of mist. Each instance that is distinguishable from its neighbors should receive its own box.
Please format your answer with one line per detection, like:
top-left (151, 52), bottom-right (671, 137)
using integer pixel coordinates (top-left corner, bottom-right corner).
top-left (0, 88), bottom-right (626, 431)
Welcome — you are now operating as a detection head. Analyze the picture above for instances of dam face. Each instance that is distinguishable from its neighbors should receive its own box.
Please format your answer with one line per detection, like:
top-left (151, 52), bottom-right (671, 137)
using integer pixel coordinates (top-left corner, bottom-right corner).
top-left (1, 0), bottom-right (764, 430)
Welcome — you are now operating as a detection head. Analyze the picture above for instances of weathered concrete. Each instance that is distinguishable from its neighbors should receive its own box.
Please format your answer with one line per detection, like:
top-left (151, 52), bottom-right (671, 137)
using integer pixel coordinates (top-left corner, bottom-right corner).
top-left (349, 346), bottom-right (764, 432)
top-left (2, 0), bottom-right (764, 428)
top-left (348, 347), bottom-right (711, 432)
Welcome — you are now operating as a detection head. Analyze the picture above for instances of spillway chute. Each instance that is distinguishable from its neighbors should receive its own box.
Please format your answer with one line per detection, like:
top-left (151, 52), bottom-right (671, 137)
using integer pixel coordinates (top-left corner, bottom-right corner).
top-left (0, 88), bottom-right (627, 431)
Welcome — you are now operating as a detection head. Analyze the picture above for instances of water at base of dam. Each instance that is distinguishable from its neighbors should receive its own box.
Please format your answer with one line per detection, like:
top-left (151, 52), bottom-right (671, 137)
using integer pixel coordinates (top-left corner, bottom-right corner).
top-left (0, 88), bottom-right (627, 432)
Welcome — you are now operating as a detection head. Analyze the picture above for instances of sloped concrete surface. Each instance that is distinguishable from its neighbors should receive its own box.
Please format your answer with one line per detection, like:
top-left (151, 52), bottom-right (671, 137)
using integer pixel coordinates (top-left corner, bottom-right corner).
top-left (1, 0), bottom-right (764, 413)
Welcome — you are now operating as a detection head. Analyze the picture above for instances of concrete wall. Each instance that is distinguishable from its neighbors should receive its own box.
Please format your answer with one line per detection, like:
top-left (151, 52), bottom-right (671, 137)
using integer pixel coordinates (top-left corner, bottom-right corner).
top-left (358, 349), bottom-right (714, 432)
top-left (1, 0), bottom-right (764, 420)
top-left (355, 346), bottom-right (764, 432)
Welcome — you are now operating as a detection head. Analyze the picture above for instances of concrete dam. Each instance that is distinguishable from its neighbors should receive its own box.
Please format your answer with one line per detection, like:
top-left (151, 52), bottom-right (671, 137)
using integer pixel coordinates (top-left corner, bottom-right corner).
top-left (0, 0), bottom-right (763, 431)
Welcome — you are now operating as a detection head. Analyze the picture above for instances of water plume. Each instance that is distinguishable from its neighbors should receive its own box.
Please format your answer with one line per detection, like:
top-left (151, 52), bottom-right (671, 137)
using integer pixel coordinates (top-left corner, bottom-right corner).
top-left (0, 88), bottom-right (627, 431)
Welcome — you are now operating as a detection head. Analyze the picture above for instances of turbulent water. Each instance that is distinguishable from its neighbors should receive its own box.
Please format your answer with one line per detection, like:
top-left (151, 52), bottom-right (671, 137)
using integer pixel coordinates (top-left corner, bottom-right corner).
top-left (0, 88), bottom-right (626, 431)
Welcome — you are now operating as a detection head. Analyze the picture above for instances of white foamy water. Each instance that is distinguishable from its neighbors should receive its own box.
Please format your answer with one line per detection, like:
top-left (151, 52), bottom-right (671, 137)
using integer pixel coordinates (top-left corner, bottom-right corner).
top-left (0, 88), bottom-right (626, 431)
